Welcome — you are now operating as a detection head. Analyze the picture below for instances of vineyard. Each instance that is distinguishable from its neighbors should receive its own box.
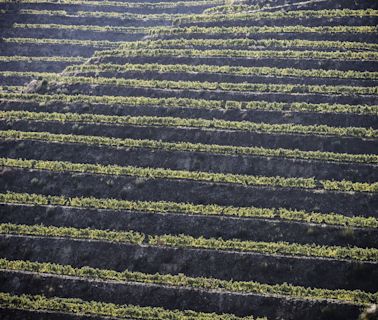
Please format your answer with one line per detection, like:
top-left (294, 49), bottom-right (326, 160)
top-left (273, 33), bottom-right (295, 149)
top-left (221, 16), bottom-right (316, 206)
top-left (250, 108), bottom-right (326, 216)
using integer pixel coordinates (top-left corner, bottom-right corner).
top-left (0, 0), bottom-right (377, 319)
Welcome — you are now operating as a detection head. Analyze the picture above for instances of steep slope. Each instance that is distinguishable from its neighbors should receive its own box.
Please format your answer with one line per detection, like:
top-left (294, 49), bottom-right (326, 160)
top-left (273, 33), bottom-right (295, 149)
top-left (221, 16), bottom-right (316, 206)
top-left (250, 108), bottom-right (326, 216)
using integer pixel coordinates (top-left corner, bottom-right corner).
top-left (0, 0), bottom-right (227, 86)
top-left (0, 0), bottom-right (377, 319)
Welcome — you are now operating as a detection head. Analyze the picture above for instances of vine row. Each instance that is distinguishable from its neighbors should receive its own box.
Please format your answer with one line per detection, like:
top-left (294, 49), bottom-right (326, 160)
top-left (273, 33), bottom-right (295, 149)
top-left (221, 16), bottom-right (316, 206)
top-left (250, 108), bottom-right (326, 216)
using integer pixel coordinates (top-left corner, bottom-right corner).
top-left (1, 110), bottom-right (376, 138)
top-left (9, 72), bottom-right (377, 96)
top-left (1, 223), bottom-right (377, 261)
top-left (2, 129), bottom-right (377, 165)
top-left (0, 292), bottom-right (257, 320)
top-left (96, 48), bottom-right (378, 61)
top-left (65, 62), bottom-right (378, 80)
top-left (1, 192), bottom-right (377, 228)
top-left (1, 92), bottom-right (377, 115)
top-left (3, 157), bottom-right (378, 192)
top-left (1, 258), bottom-right (376, 305)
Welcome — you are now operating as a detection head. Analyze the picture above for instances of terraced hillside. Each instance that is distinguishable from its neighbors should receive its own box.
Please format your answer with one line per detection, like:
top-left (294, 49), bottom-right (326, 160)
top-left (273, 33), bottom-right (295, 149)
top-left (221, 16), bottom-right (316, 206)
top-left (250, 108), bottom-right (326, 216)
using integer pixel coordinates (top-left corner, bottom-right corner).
top-left (0, 0), bottom-right (377, 319)
top-left (0, 0), bottom-right (227, 87)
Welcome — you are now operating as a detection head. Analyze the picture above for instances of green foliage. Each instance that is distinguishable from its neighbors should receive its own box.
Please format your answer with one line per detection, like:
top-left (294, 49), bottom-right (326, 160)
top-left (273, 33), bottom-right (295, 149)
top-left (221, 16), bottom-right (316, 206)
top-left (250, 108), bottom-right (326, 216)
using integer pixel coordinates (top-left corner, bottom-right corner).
top-left (151, 25), bottom-right (378, 36)
top-left (1, 223), bottom-right (377, 261)
top-left (0, 292), bottom-right (259, 320)
top-left (0, 0), bottom-right (225, 9)
top-left (2, 110), bottom-right (376, 138)
top-left (0, 223), bottom-right (144, 244)
top-left (15, 9), bottom-right (184, 21)
top-left (0, 157), bottom-right (318, 189)
top-left (3, 37), bottom-right (121, 48)
top-left (1, 191), bottom-right (377, 228)
top-left (0, 258), bottom-right (376, 305)
top-left (203, 4), bottom-right (259, 14)
top-left (65, 62), bottom-right (378, 80)
top-left (0, 56), bottom-right (85, 62)
top-left (177, 9), bottom-right (378, 24)
top-left (1, 129), bottom-right (377, 165)
top-left (119, 38), bottom-right (378, 52)
top-left (97, 47), bottom-right (378, 62)
top-left (2, 156), bottom-right (378, 192)
top-left (14, 23), bottom-right (147, 33)
top-left (149, 234), bottom-right (378, 261)
top-left (1, 92), bottom-right (377, 115)
top-left (5, 71), bottom-right (377, 96)
top-left (2, 2), bottom-right (378, 318)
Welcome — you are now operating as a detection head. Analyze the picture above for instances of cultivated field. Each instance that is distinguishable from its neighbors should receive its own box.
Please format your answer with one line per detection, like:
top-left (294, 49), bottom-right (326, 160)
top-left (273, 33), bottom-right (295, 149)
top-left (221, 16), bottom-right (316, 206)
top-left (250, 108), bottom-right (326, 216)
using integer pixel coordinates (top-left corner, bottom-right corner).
top-left (0, 0), bottom-right (377, 319)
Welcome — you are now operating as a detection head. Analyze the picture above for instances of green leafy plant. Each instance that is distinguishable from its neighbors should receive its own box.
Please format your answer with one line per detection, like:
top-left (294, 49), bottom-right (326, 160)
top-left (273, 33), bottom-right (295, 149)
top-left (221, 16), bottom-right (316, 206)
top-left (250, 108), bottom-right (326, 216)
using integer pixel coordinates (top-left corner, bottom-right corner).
top-left (1, 191), bottom-right (377, 228)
